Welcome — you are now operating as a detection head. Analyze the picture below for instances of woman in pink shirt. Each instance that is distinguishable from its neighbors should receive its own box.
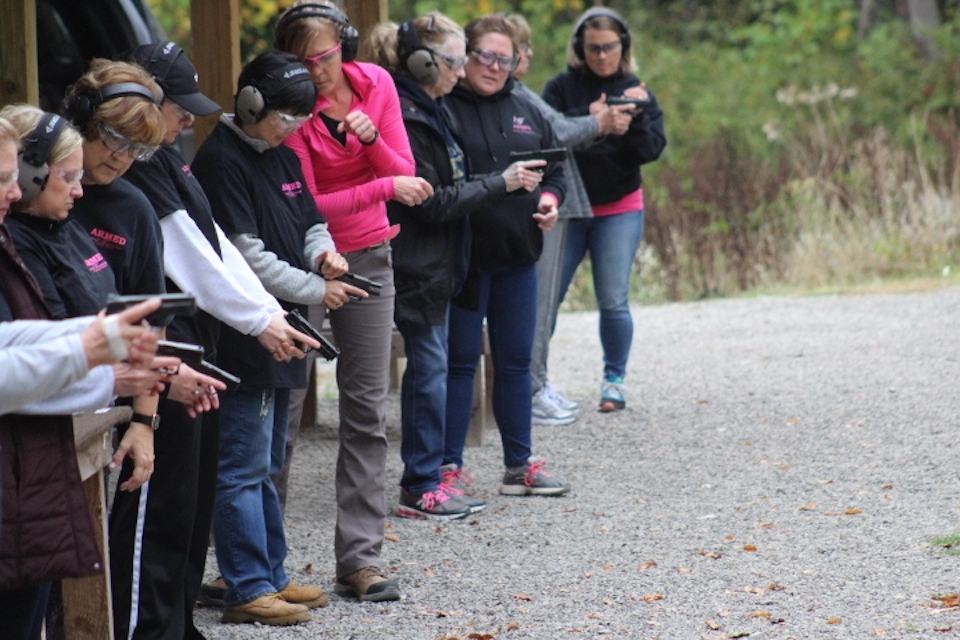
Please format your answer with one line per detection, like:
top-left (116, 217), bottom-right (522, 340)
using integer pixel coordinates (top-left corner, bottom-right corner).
top-left (275, 1), bottom-right (433, 603)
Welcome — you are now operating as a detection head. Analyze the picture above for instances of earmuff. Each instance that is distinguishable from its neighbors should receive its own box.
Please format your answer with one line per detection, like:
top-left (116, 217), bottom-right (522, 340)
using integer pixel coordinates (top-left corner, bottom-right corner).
top-left (398, 19), bottom-right (438, 85)
top-left (64, 82), bottom-right (159, 131)
top-left (18, 113), bottom-right (68, 202)
top-left (572, 8), bottom-right (630, 61)
top-left (274, 3), bottom-right (360, 63)
top-left (235, 62), bottom-right (312, 126)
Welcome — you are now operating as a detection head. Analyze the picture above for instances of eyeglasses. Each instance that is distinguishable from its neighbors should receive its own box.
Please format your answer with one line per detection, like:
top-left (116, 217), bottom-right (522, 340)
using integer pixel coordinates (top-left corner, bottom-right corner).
top-left (518, 41), bottom-right (533, 54)
top-left (435, 51), bottom-right (469, 71)
top-left (304, 44), bottom-right (342, 67)
top-left (0, 167), bottom-right (19, 189)
top-left (98, 123), bottom-right (158, 162)
top-left (273, 111), bottom-right (312, 132)
top-left (584, 41), bottom-right (622, 56)
top-left (49, 167), bottom-right (84, 186)
top-left (168, 101), bottom-right (193, 120)
top-left (470, 48), bottom-right (519, 72)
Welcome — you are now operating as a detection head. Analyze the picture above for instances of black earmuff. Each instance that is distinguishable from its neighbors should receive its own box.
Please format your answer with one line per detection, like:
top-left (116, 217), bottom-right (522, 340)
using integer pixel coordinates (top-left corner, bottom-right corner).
top-left (18, 112), bottom-right (68, 201)
top-left (235, 62), bottom-right (312, 126)
top-left (572, 8), bottom-right (631, 61)
top-left (64, 82), bottom-right (159, 131)
top-left (398, 19), bottom-right (439, 85)
top-left (274, 3), bottom-right (360, 63)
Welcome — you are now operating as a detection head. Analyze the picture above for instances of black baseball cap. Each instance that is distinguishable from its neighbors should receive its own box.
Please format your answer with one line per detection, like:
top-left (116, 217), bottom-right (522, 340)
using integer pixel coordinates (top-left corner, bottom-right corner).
top-left (126, 41), bottom-right (221, 116)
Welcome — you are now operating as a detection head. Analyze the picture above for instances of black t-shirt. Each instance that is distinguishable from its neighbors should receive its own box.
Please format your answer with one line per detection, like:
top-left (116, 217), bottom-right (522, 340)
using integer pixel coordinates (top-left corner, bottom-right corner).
top-left (71, 178), bottom-right (166, 296)
top-left (6, 212), bottom-right (117, 318)
top-left (192, 121), bottom-right (322, 389)
top-left (124, 144), bottom-right (221, 352)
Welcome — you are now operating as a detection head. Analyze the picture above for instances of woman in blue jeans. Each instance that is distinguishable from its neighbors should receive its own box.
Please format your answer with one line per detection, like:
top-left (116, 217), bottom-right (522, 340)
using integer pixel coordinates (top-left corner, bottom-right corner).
top-left (444, 14), bottom-right (571, 496)
top-left (544, 7), bottom-right (666, 411)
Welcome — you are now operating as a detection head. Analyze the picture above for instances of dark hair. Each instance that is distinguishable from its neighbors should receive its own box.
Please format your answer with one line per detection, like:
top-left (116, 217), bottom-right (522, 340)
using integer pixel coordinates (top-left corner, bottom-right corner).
top-left (464, 14), bottom-right (517, 54)
top-left (237, 51), bottom-right (316, 118)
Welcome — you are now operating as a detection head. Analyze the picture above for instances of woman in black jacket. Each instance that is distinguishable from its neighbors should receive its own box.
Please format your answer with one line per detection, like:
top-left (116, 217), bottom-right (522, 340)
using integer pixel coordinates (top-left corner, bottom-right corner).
top-left (444, 14), bottom-right (571, 497)
top-left (368, 12), bottom-right (538, 519)
top-left (543, 7), bottom-right (666, 414)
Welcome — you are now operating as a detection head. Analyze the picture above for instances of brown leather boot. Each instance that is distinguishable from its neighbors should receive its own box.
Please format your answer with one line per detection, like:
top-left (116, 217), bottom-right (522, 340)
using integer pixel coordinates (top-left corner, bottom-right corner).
top-left (221, 593), bottom-right (312, 625)
top-left (279, 581), bottom-right (329, 609)
top-left (335, 566), bottom-right (400, 602)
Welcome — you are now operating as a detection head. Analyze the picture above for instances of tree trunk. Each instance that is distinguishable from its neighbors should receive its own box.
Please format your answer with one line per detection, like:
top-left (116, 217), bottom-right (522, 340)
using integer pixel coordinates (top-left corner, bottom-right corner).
top-left (907, 0), bottom-right (941, 57)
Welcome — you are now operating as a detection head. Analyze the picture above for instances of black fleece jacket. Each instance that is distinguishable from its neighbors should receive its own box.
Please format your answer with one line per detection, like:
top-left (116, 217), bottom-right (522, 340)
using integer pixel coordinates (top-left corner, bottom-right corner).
top-left (445, 77), bottom-right (565, 270)
top-left (388, 75), bottom-right (510, 326)
top-left (543, 67), bottom-right (666, 206)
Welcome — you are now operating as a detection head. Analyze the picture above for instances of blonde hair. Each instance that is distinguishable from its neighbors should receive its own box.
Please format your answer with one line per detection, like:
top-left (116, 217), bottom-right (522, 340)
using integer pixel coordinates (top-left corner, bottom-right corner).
top-left (366, 12), bottom-right (464, 77)
top-left (0, 104), bottom-right (83, 167)
top-left (64, 59), bottom-right (164, 145)
top-left (276, 0), bottom-right (345, 59)
top-left (0, 117), bottom-right (19, 149)
top-left (505, 13), bottom-right (531, 45)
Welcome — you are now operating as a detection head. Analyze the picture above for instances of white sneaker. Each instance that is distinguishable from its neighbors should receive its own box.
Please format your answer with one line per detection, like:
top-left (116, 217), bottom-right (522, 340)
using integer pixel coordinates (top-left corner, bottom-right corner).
top-left (543, 381), bottom-right (579, 412)
top-left (532, 388), bottom-right (576, 426)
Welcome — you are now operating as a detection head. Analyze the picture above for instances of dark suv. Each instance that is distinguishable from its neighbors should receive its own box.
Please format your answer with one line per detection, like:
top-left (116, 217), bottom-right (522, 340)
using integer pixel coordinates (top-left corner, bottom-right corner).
top-left (38, 0), bottom-right (166, 113)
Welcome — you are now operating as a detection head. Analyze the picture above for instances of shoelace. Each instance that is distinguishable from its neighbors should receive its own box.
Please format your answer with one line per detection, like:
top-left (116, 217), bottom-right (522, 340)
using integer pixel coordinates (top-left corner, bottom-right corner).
top-left (419, 489), bottom-right (450, 510)
top-left (441, 466), bottom-right (475, 490)
top-left (524, 460), bottom-right (552, 486)
top-left (438, 482), bottom-right (465, 498)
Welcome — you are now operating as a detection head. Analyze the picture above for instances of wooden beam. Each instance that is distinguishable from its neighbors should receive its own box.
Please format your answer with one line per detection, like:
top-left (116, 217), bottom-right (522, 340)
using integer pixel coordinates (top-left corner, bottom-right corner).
top-left (191, 0), bottom-right (241, 146)
top-left (0, 0), bottom-right (38, 105)
top-left (345, 0), bottom-right (389, 40)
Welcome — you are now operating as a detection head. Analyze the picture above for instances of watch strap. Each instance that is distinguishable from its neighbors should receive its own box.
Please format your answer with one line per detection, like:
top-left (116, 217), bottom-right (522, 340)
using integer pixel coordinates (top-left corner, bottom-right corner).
top-left (130, 412), bottom-right (160, 430)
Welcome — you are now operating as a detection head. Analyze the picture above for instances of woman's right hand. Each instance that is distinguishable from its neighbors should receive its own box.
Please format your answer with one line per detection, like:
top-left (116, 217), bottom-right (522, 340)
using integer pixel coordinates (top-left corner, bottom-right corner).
top-left (502, 160), bottom-right (547, 193)
top-left (323, 279), bottom-right (366, 312)
top-left (256, 311), bottom-right (316, 361)
top-left (392, 176), bottom-right (434, 206)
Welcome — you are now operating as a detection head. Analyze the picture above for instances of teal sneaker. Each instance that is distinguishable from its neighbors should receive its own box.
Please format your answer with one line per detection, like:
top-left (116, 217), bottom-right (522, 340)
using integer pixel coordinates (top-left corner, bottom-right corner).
top-left (599, 376), bottom-right (626, 412)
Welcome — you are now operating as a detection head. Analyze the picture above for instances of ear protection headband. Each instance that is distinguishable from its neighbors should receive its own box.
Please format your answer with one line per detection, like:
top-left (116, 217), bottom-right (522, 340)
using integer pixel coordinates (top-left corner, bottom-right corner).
top-left (275, 3), bottom-right (360, 63)
top-left (235, 62), bottom-right (312, 126)
top-left (572, 8), bottom-right (630, 60)
top-left (398, 19), bottom-right (439, 85)
top-left (18, 113), bottom-right (68, 202)
top-left (64, 82), bottom-right (159, 131)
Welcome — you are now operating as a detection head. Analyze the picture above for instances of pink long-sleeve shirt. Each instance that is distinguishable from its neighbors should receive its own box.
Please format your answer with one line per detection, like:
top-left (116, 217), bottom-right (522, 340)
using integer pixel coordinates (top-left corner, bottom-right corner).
top-left (285, 61), bottom-right (415, 253)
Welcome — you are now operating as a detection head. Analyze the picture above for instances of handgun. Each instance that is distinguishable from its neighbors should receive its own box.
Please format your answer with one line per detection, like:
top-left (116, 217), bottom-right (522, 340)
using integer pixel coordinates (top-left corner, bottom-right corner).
top-left (105, 292), bottom-right (196, 328)
top-left (508, 148), bottom-right (568, 167)
top-left (286, 308), bottom-right (339, 361)
top-left (607, 95), bottom-right (652, 112)
top-left (197, 360), bottom-right (241, 393)
top-left (336, 272), bottom-right (383, 302)
top-left (156, 339), bottom-right (205, 367)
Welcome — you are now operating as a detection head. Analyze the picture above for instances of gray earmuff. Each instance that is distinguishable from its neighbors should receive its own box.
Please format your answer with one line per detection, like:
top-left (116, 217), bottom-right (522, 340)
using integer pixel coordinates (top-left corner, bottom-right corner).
top-left (399, 20), bottom-right (438, 85)
top-left (18, 113), bottom-right (68, 202)
top-left (274, 3), bottom-right (360, 63)
top-left (235, 62), bottom-right (311, 126)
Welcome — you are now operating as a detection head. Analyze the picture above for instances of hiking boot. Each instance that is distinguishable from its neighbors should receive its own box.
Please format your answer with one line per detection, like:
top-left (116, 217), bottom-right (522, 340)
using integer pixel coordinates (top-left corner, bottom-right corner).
top-left (397, 488), bottom-right (470, 521)
top-left (280, 581), bottom-right (328, 609)
top-left (221, 593), bottom-right (312, 625)
top-left (543, 381), bottom-right (579, 412)
top-left (532, 387), bottom-right (576, 426)
top-left (439, 464), bottom-right (486, 513)
top-left (500, 457), bottom-right (571, 496)
top-left (599, 376), bottom-right (626, 412)
top-left (336, 566), bottom-right (400, 602)
top-left (197, 576), bottom-right (227, 607)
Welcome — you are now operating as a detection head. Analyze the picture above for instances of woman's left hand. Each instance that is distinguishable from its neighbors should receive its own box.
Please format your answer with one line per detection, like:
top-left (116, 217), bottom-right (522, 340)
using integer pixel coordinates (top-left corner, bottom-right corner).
top-left (533, 194), bottom-right (560, 231)
top-left (166, 364), bottom-right (226, 418)
top-left (340, 110), bottom-right (378, 144)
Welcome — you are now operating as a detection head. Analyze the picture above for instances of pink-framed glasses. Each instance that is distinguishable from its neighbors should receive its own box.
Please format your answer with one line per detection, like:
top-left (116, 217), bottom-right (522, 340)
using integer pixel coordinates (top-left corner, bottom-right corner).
top-left (304, 43), bottom-right (342, 67)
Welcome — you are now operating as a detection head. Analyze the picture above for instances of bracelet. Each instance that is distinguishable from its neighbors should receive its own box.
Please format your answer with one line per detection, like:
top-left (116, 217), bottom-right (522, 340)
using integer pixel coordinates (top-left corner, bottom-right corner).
top-left (360, 129), bottom-right (379, 146)
top-left (103, 315), bottom-right (129, 361)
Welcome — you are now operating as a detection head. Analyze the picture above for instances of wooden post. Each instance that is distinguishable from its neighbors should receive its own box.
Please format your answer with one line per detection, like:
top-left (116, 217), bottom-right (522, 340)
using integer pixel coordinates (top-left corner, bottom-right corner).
top-left (190, 0), bottom-right (241, 147)
top-left (345, 0), bottom-right (389, 38)
top-left (0, 0), bottom-right (38, 105)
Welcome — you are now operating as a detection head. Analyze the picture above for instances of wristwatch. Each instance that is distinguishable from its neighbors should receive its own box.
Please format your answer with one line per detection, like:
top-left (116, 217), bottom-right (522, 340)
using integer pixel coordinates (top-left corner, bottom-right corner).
top-left (130, 412), bottom-right (160, 431)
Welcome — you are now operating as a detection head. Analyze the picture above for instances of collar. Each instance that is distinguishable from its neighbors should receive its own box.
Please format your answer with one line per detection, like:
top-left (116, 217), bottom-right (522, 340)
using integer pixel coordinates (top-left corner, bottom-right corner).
top-left (9, 210), bottom-right (68, 232)
top-left (220, 113), bottom-right (271, 154)
top-left (315, 61), bottom-right (380, 113)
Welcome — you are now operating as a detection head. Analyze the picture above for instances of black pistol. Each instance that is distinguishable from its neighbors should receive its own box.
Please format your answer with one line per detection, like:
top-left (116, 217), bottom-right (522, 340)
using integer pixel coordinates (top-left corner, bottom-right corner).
top-left (196, 360), bottom-right (241, 393)
top-left (507, 147), bottom-right (567, 172)
top-left (336, 272), bottom-right (383, 302)
top-left (286, 308), bottom-right (339, 361)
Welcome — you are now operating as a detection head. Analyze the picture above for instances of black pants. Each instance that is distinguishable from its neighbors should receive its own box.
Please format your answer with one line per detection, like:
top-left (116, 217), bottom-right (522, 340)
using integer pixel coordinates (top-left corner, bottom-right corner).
top-left (0, 583), bottom-right (51, 640)
top-left (110, 401), bottom-right (219, 640)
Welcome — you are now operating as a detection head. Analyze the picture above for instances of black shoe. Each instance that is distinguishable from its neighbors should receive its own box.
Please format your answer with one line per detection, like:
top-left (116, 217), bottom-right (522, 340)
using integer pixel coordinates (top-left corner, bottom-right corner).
top-left (197, 576), bottom-right (227, 607)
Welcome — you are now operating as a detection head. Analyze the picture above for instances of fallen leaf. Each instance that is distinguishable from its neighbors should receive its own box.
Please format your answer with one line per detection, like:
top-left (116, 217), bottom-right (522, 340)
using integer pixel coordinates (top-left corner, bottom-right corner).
top-left (642, 593), bottom-right (664, 602)
top-left (302, 563), bottom-right (314, 574)
top-left (827, 617), bottom-right (842, 624)
top-left (515, 593), bottom-right (532, 602)
top-left (845, 508), bottom-right (863, 515)
top-left (507, 622), bottom-right (519, 630)
top-left (799, 500), bottom-right (818, 511)
top-left (718, 610), bottom-right (731, 617)
top-left (769, 583), bottom-right (786, 591)
top-left (933, 594), bottom-right (960, 608)
top-left (384, 533), bottom-right (401, 542)
top-left (639, 561), bottom-right (658, 570)
top-left (588, 612), bottom-right (603, 619)
top-left (789, 417), bottom-right (800, 423)
top-left (705, 620), bottom-right (719, 630)
top-left (744, 586), bottom-right (765, 595)
top-left (725, 535), bottom-right (735, 541)
top-left (749, 610), bottom-right (771, 618)
top-left (818, 479), bottom-right (834, 484)
top-left (603, 562), bottom-right (614, 571)
top-left (563, 507), bottom-right (579, 513)
top-left (935, 625), bottom-right (954, 632)
top-left (699, 551), bottom-right (723, 559)
top-left (698, 398), bottom-right (709, 404)
top-left (882, 484), bottom-right (893, 490)
top-left (743, 545), bottom-right (757, 552)
top-left (434, 610), bottom-right (449, 618)
top-left (759, 522), bottom-right (775, 529)
top-left (424, 568), bottom-right (436, 577)
top-left (678, 567), bottom-right (694, 573)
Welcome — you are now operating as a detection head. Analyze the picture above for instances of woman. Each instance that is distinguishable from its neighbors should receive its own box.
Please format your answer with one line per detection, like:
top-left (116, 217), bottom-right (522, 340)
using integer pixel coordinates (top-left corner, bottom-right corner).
top-left (505, 13), bottom-right (633, 426)
top-left (274, 0), bottom-right (432, 601)
top-left (122, 41), bottom-right (324, 638)
top-left (367, 13), bottom-right (540, 519)
top-left (443, 14), bottom-right (571, 497)
top-left (191, 50), bottom-right (346, 626)
top-left (543, 8), bottom-right (667, 412)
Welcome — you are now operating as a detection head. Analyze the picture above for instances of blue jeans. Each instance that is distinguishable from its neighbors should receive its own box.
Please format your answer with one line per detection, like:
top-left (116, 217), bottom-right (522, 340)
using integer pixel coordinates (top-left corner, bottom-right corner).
top-left (396, 311), bottom-right (450, 494)
top-left (445, 263), bottom-right (537, 469)
top-left (559, 210), bottom-right (645, 380)
top-left (213, 387), bottom-right (291, 607)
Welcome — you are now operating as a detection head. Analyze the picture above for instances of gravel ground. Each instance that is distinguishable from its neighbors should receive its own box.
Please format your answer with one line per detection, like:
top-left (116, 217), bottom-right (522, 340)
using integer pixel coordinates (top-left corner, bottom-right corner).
top-left (194, 287), bottom-right (960, 639)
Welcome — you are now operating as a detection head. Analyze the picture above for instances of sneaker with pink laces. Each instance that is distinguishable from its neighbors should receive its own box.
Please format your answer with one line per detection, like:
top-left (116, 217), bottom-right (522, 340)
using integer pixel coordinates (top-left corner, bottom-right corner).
top-left (397, 487), bottom-right (470, 520)
top-left (500, 457), bottom-right (571, 496)
top-left (439, 464), bottom-right (486, 512)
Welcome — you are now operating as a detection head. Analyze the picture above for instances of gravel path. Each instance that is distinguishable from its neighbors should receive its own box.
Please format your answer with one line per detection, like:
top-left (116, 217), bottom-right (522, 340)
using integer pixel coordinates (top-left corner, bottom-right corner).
top-left (195, 287), bottom-right (960, 639)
